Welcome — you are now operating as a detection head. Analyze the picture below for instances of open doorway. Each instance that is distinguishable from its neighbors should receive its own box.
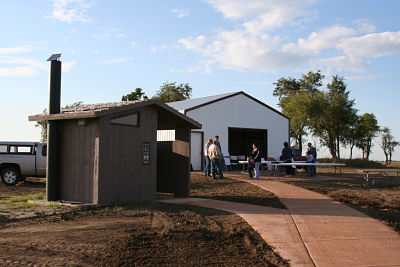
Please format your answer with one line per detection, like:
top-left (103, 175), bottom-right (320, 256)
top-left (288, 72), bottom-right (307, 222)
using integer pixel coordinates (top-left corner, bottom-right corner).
top-left (228, 127), bottom-right (267, 158)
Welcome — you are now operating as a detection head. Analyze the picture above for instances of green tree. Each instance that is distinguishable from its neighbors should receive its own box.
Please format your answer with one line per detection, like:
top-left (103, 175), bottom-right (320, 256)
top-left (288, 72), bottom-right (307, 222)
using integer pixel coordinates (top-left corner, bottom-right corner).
top-left (380, 127), bottom-right (399, 164)
top-left (279, 92), bottom-right (314, 151)
top-left (389, 140), bottom-right (399, 163)
top-left (152, 82), bottom-right (192, 103)
top-left (273, 70), bottom-right (324, 151)
top-left (356, 113), bottom-right (380, 160)
top-left (343, 116), bottom-right (364, 160)
top-left (309, 76), bottom-right (357, 160)
top-left (35, 101), bottom-right (83, 142)
top-left (121, 88), bottom-right (148, 101)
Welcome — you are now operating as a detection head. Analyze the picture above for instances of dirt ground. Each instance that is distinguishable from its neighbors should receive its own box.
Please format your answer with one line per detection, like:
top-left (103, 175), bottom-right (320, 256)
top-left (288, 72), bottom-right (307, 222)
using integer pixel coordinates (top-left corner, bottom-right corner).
top-left (191, 172), bottom-right (286, 209)
top-left (287, 176), bottom-right (400, 233)
top-left (0, 175), bottom-right (288, 266)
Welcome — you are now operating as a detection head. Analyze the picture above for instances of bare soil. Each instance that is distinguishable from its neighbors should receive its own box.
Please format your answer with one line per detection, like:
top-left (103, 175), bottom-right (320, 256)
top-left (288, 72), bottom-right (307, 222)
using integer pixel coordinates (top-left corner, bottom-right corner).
top-left (190, 172), bottom-right (286, 209)
top-left (287, 176), bottom-right (400, 233)
top-left (0, 175), bottom-right (288, 266)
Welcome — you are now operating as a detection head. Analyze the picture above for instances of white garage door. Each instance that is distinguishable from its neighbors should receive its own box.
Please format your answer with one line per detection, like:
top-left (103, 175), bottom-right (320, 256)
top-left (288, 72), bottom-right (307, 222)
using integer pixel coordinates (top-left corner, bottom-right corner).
top-left (191, 132), bottom-right (203, 171)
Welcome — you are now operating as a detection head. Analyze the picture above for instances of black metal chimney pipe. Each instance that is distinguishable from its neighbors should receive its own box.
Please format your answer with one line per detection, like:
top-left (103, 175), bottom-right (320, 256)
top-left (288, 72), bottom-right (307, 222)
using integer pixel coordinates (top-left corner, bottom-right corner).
top-left (46, 54), bottom-right (62, 201)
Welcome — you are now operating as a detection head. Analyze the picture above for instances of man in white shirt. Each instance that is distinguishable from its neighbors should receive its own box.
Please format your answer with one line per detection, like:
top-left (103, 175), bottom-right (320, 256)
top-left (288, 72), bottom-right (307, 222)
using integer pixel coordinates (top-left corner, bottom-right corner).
top-left (208, 140), bottom-right (223, 179)
top-left (203, 139), bottom-right (213, 177)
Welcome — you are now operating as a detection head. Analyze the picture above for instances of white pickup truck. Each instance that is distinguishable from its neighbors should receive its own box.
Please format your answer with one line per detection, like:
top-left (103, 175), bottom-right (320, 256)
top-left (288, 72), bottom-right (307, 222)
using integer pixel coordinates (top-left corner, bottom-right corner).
top-left (0, 142), bottom-right (47, 186)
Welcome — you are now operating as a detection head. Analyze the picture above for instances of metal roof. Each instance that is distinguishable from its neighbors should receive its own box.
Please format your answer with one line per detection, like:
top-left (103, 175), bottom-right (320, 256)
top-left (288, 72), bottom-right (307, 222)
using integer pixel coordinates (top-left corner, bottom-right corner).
top-left (167, 91), bottom-right (288, 119)
top-left (167, 92), bottom-right (240, 112)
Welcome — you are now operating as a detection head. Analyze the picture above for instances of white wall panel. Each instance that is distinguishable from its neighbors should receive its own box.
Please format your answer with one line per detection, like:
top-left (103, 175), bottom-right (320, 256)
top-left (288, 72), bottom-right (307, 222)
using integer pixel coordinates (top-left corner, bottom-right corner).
top-left (187, 94), bottom-right (288, 160)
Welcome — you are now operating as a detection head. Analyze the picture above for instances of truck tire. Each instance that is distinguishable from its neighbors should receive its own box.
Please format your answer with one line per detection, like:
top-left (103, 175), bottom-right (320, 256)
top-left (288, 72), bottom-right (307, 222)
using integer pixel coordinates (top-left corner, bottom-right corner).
top-left (1, 167), bottom-right (21, 186)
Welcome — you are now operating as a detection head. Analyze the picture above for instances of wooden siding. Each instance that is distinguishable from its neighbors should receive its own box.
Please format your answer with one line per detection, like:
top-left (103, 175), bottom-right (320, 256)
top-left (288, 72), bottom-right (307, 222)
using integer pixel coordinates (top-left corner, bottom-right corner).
top-left (59, 118), bottom-right (99, 203)
top-left (98, 107), bottom-right (158, 204)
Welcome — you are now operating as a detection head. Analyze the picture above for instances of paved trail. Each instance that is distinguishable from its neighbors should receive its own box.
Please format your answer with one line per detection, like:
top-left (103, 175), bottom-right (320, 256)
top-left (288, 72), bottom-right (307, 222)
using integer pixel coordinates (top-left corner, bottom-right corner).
top-left (162, 174), bottom-right (400, 267)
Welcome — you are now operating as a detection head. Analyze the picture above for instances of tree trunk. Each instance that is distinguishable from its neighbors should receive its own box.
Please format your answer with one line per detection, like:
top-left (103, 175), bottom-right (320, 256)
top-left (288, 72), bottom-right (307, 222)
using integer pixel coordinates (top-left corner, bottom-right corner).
top-left (384, 151), bottom-right (389, 165)
top-left (336, 136), bottom-right (341, 160)
top-left (349, 143), bottom-right (354, 160)
top-left (389, 151), bottom-right (393, 163)
top-left (297, 134), bottom-right (303, 155)
top-left (366, 144), bottom-right (371, 160)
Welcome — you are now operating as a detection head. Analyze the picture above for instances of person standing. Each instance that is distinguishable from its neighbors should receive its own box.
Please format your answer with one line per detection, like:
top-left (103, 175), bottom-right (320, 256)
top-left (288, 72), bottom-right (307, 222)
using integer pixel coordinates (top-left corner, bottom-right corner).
top-left (306, 150), bottom-right (316, 176)
top-left (204, 139), bottom-right (213, 177)
top-left (281, 142), bottom-right (295, 176)
top-left (208, 140), bottom-right (223, 179)
top-left (214, 135), bottom-right (225, 171)
top-left (307, 143), bottom-right (317, 158)
top-left (307, 142), bottom-right (317, 176)
top-left (248, 144), bottom-right (261, 179)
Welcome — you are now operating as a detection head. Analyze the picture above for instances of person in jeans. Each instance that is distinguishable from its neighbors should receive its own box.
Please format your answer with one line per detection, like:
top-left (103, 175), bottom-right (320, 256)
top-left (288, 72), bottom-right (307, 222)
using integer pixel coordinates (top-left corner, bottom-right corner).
top-left (214, 135), bottom-right (225, 171)
top-left (281, 142), bottom-right (295, 176)
top-left (306, 150), bottom-right (316, 176)
top-left (306, 142), bottom-right (317, 176)
top-left (248, 144), bottom-right (261, 179)
top-left (208, 140), bottom-right (223, 179)
top-left (203, 139), bottom-right (213, 177)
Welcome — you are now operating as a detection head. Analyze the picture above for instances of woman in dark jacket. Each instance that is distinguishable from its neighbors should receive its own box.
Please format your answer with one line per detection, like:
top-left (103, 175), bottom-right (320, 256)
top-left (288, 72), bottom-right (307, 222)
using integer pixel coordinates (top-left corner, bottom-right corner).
top-left (248, 144), bottom-right (261, 179)
top-left (281, 142), bottom-right (295, 176)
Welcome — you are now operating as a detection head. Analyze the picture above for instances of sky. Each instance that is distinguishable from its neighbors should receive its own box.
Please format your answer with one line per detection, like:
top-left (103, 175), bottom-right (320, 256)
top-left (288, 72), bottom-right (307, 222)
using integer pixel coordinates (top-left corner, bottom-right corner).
top-left (0, 0), bottom-right (399, 160)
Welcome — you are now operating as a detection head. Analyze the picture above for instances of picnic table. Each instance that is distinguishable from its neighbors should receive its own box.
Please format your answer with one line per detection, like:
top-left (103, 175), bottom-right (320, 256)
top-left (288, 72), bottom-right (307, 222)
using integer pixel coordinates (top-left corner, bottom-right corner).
top-left (358, 169), bottom-right (400, 185)
top-left (271, 162), bottom-right (346, 177)
top-left (238, 160), bottom-right (284, 174)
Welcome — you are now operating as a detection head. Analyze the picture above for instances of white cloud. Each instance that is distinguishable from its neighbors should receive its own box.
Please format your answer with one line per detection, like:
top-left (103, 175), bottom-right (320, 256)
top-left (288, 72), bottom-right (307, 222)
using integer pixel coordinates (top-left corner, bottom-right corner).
top-left (62, 61), bottom-right (75, 72)
top-left (346, 74), bottom-right (386, 81)
top-left (46, 0), bottom-right (94, 23)
top-left (178, 35), bottom-right (208, 51)
top-left (131, 41), bottom-right (139, 49)
top-left (93, 28), bottom-right (127, 39)
top-left (0, 45), bottom-right (33, 54)
top-left (171, 8), bottom-right (189, 18)
top-left (283, 25), bottom-right (356, 55)
top-left (149, 45), bottom-right (168, 53)
top-left (0, 57), bottom-right (48, 70)
top-left (312, 56), bottom-right (370, 73)
top-left (204, 0), bottom-right (316, 33)
top-left (0, 67), bottom-right (38, 77)
top-left (179, 1), bottom-right (400, 74)
top-left (338, 31), bottom-right (400, 58)
top-left (103, 57), bottom-right (133, 64)
top-left (353, 19), bottom-right (377, 34)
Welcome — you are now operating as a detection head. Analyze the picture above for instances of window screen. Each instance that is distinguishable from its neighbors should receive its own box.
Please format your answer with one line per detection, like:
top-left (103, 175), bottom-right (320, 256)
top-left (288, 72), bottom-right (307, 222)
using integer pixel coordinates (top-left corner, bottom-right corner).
top-left (110, 112), bottom-right (139, 127)
top-left (0, 145), bottom-right (7, 153)
top-left (9, 145), bottom-right (32, 154)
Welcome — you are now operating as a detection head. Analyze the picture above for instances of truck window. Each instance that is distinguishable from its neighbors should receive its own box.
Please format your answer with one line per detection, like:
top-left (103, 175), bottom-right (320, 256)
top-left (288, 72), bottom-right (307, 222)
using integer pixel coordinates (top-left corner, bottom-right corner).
top-left (0, 145), bottom-right (7, 153)
top-left (9, 145), bottom-right (33, 154)
top-left (42, 145), bottom-right (47, 157)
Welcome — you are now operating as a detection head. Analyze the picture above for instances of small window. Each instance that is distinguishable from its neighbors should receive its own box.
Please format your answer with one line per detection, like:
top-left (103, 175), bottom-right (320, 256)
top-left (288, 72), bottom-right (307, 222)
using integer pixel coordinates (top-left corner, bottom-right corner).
top-left (110, 112), bottom-right (139, 127)
top-left (9, 145), bottom-right (33, 154)
top-left (42, 145), bottom-right (47, 157)
top-left (0, 145), bottom-right (7, 153)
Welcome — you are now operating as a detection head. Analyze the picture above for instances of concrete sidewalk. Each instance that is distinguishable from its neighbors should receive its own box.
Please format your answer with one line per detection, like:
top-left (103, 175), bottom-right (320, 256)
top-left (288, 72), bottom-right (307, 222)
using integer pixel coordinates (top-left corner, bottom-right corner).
top-left (161, 174), bottom-right (400, 267)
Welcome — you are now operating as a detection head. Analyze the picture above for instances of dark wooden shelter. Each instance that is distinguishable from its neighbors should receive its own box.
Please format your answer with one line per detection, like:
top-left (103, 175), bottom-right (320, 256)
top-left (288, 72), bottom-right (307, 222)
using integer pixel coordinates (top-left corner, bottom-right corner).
top-left (29, 100), bottom-right (201, 204)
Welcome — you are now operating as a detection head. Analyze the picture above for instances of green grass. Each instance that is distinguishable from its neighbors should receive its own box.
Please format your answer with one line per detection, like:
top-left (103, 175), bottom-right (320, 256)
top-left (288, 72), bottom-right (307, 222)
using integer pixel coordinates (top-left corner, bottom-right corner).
top-left (114, 205), bottom-right (128, 211)
top-left (0, 193), bottom-right (45, 204)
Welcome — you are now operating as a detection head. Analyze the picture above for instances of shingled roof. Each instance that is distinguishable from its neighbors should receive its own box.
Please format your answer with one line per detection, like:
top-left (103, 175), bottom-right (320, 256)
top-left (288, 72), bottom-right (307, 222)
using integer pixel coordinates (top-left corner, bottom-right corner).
top-left (28, 100), bottom-right (202, 129)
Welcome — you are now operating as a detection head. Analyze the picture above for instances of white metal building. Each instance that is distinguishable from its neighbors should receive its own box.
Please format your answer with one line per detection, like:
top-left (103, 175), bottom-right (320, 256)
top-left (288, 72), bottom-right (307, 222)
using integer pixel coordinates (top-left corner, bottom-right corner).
top-left (163, 91), bottom-right (290, 171)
